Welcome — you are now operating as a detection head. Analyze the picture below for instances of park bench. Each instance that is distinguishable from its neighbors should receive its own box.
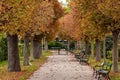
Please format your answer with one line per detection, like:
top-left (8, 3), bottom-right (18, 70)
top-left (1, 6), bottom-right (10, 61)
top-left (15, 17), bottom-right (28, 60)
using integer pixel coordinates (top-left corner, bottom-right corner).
top-left (93, 62), bottom-right (112, 80)
top-left (79, 54), bottom-right (89, 65)
top-left (74, 50), bottom-right (86, 60)
top-left (75, 54), bottom-right (80, 58)
top-left (75, 53), bottom-right (85, 62)
top-left (93, 62), bottom-right (105, 78)
top-left (69, 49), bottom-right (74, 55)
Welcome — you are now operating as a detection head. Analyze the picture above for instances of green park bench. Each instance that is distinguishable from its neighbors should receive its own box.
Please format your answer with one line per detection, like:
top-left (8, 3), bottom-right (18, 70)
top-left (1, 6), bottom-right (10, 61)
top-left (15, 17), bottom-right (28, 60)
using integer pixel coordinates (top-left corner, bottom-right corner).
top-left (75, 52), bottom-right (85, 60)
top-left (75, 49), bottom-right (85, 59)
top-left (79, 54), bottom-right (90, 65)
top-left (93, 62), bottom-right (112, 80)
top-left (69, 49), bottom-right (74, 54)
top-left (93, 62), bottom-right (105, 78)
top-left (74, 49), bottom-right (89, 65)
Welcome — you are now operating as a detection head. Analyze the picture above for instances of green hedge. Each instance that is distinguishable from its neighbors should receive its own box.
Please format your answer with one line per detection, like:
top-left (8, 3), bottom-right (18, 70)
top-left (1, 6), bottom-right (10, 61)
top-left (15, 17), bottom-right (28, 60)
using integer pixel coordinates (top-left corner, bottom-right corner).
top-left (48, 42), bottom-right (63, 49)
top-left (0, 37), bottom-right (8, 62)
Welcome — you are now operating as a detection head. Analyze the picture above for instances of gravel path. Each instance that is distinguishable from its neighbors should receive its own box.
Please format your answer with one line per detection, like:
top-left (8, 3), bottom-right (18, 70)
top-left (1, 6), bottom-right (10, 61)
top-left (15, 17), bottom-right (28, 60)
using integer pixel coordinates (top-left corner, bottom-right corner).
top-left (27, 50), bottom-right (97, 80)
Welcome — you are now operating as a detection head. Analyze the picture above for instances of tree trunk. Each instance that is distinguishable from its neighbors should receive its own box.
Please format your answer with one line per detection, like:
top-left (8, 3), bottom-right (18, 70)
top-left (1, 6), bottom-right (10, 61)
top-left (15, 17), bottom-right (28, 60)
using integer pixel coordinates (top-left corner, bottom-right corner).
top-left (76, 41), bottom-right (78, 50)
top-left (67, 41), bottom-right (70, 50)
top-left (45, 39), bottom-right (48, 51)
top-left (33, 39), bottom-right (42, 59)
top-left (75, 42), bottom-right (77, 50)
top-left (66, 40), bottom-right (70, 55)
top-left (30, 38), bottom-right (34, 61)
top-left (39, 41), bottom-right (42, 56)
top-left (7, 33), bottom-right (21, 72)
top-left (91, 40), bottom-right (94, 57)
top-left (79, 41), bottom-right (81, 49)
top-left (103, 36), bottom-right (106, 62)
top-left (42, 38), bottom-right (44, 50)
top-left (23, 35), bottom-right (29, 66)
top-left (78, 41), bottom-right (82, 50)
top-left (79, 41), bottom-right (84, 49)
top-left (85, 40), bottom-right (90, 54)
top-left (95, 39), bottom-right (101, 62)
top-left (112, 31), bottom-right (119, 72)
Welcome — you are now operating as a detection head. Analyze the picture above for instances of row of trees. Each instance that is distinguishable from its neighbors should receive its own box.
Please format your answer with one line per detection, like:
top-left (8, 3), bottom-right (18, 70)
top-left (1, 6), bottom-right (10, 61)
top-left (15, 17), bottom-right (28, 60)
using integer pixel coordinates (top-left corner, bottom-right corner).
top-left (0, 0), bottom-right (63, 72)
top-left (0, 0), bottom-right (119, 73)
top-left (58, 0), bottom-right (120, 72)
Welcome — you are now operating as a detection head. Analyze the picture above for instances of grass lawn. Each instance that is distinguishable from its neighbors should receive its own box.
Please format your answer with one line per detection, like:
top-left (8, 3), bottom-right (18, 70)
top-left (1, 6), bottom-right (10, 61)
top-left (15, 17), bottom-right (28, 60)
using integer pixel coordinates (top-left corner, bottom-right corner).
top-left (0, 51), bottom-right (52, 80)
top-left (89, 57), bottom-right (120, 80)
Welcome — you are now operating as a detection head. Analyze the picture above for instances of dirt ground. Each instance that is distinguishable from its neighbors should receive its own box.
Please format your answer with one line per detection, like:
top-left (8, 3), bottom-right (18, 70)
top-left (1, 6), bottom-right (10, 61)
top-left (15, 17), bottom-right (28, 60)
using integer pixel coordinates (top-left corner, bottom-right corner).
top-left (27, 50), bottom-right (97, 80)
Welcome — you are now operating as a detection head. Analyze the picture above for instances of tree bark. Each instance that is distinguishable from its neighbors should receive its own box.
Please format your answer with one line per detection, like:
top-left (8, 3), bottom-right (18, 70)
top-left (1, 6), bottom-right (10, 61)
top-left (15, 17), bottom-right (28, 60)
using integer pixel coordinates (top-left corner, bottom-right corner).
top-left (23, 35), bottom-right (29, 66)
top-left (112, 31), bottom-right (119, 72)
top-left (42, 38), bottom-right (44, 50)
top-left (45, 38), bottom-right (48, 51)
top-left (67, 41), bottom-right (70, 50)
top-left (66, 40), bottom-right (70, 55)
top-left (33, 39), bottom-right (42, 59)
top-left (39, 41), bottom-right (42, 56)
top-left (76, 41), bottom-right (79, 50)
top-left (30, 38), bottom-right (34, 61)
top-left (103, 36), bottom-right (106, 62)
top-left (85, 40), bottom-right (90, 54)
top-left (7, 33), bottom-right (21, 72)
top-left (91, 40), bottom-right (94, 57)
top-left (75, 42), bottom-right (77, 50)
top-left (95, 39), bottom-right (101, 62)
top-left (79, 41), bottom-right (81, 49)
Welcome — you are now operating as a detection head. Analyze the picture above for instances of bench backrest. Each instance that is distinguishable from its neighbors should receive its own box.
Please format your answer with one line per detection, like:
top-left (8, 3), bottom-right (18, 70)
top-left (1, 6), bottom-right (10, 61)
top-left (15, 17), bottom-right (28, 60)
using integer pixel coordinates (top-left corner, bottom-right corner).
top-left (83, 54), bottom-right (90, 59)
top-left (102, 62), bottom-right (112, 71)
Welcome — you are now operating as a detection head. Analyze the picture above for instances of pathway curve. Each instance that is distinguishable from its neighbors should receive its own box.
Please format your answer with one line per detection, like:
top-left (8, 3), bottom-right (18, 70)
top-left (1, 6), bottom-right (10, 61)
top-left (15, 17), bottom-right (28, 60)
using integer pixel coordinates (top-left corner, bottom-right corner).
top-left (27, 50), bottom-right (96, 80)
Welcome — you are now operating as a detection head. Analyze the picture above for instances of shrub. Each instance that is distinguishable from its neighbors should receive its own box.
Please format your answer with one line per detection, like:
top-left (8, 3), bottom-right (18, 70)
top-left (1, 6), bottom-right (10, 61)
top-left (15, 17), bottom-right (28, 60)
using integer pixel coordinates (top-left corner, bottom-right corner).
top-left (0, 37), bottom-right (8, 62)
top-left (106, 36), bottom-right (113, 51)
top-left (69, 42), bottom-right (75, 50)
top-left (48, 42), bottom-right (63, 49)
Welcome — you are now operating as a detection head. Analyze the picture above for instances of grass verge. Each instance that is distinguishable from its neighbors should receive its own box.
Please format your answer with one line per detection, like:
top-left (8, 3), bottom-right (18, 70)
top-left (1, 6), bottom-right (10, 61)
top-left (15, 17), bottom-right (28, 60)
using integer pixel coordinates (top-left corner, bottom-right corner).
top-left (0, 51), bottom-right (52, 80)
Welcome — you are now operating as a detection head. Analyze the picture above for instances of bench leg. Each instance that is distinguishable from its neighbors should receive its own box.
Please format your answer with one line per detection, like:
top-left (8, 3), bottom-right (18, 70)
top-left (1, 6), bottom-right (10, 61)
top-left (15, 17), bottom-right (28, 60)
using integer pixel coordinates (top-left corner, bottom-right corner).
top-left (92, 70), bottom-right (95, 77)
top-left (98, 76), bottom-right (101, 80)
top-left (95, 71), bottom-right (98, 78)
top-left (108, 76), bottom-right (111, 80)
top-left (86, 62), bottom-right (89, 65)
top-left (101, 73), bottom-right (111, 80)
top-left (106, 74), bottom-right (111, 80)
top-left (98, 73), bottom-right (102, 80)
top-left (79, 59), bottom-right (82, 64)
